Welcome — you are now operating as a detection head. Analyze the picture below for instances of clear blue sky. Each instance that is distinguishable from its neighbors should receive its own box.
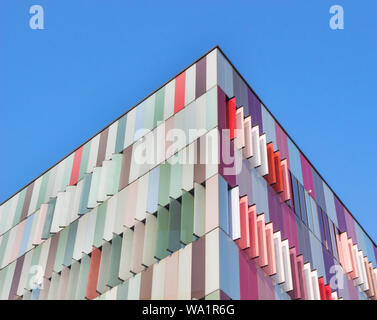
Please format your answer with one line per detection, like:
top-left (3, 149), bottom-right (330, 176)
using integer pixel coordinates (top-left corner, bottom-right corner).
top-left (1, 1), bottom-right (376, 241)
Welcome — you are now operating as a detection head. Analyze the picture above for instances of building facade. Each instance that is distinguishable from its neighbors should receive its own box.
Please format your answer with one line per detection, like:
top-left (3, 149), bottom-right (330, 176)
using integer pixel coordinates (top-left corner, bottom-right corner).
top-left (0, 47), bottom-right (376, 300)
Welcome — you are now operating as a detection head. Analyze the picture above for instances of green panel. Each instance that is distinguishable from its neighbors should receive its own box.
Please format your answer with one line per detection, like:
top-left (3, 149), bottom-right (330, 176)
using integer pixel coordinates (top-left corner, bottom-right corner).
top-left (158, 162), bottom-right (171, 206)
top-left (155, 205), bottom-right (169, 260)
top-left (116, 280), bottom-right (129, 300)
top-left (115, 115), bottom-right (127, 154)
top-left (168, 198), bottom-right (181, 253)
top-left (107, 233), bottom-right (122, 288)
top-left (0, 231), bottom-right (10, 267)
top-left (180, 191), bottom-right (195, 245)
top-left (93, 201), bottom-right (107, 248)
top-left (78, 141), bottom-right (91, 181)
top-left (63, 219), bottom-right (78, 267)
top-left (62, 154), bottom-right (74, 191)
top-left (41, 197), bottom-right (57, 239)
top-left (144, 95), bottom-right (156, 131)
top-left (154, 86), bottom-right (165, 128)
top-left (206, 86), bottom-right (218, 131)
top-left (169, 153), bottom-right (182, 199)
top-left (78, 173), bottom-right (92, 215)
top-left (53, 225), bottom-right (70, 273)
top-left (25, 244), bottom-right (42, 290)
top-left (13, 189), bottom-right (26, 226)
top-left (107, 154), bottom-right (123, 195)
top-left (205, 289), bottom-right (221, 300)
top-left (75, 253), bottom-right (91, 300)
top-left (36, 171), bottom-right (50, 210)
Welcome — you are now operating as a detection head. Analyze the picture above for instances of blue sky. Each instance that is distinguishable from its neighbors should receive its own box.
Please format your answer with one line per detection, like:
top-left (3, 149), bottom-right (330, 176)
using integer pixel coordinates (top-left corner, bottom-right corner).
top-left (0, 1), bottom-right (376, 241)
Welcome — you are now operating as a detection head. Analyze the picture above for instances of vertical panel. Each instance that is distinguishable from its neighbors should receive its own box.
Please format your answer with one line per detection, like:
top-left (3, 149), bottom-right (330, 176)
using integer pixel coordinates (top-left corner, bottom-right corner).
top-left (193, 183), bottom-right (205, 238)
top-left (130, 221), bottom-right (145, 274)
top-left (142, 213), bottom-right (157, 267)
top-left (119, 228), bottom-right (134, 281)
top-left (185, 64), bottom-right (196, 106)
top-left (86, 247), bottom-right (101, 300)
top-left (164, 251), bottom-right (179, 299)
top-left (205, 228), bottom-right (220, 295)
top-left (206, 49), bottom-right (217, 91)
top-left (174, 72), bottom-right (185, 114)
top-left (191, 236), bottom-right (205, 300)
top-left (177, 243), bottom-right (192, 300)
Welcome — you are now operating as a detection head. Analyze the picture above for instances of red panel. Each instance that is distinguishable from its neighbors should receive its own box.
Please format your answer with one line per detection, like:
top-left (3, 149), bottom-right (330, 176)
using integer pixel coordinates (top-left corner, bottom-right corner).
top-left (266, 143), bottom-right (276, 185)
top-left (86, 247), bottom-right (102, 300)
top-left (174, 72), bottom-right (186, 114)
top-left (245, 205), bottom-right (259, 259)
top-left (318, 277), bottom-right (326, 300)
top-left (273, 151), bottom-right (284, 193)
top-left (325, 285), bottom-right (332, 300)
top-left (255, 214), bottom-right (268, 267)
top-left (226, 97), bottom-right (236, 140)
top-left (69, 146), bottom-right (83, 186)
top-left (237, 196), bottom-right (250, 250)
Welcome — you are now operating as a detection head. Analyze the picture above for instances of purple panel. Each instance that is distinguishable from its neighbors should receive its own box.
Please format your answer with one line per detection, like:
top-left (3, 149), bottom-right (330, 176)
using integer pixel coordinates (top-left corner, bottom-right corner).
top-left (237, 159), bottom-right (253, 200)
top-left (267, 185), bottom-right (284, 237)
top-left (96, 127), bottom-right (109, 167)
top-left (219, 290), bottom-right (231, 300)
top-left (322, 248), bottom-right (334, 285)
top-left (239, 251), bottom-right (258, 300)
top-left (300, 153), bottom-right (316, 200)
top-left (21, 182), bottom-right (34, 220)
top-left (275, 122), bottom-right (290, 168)
top-left (344, 209), bottom-right (357, 244)
top-left (247, 89), bottom-right (263, 135)
top-left (281, 204), bottom-right (299, 251)
top-left (312, 169), bottom-right (326, 212)
top-left (195, 56), bottom-right (206, 99)
top-left (334, 196), bottom-right (346, 233)
top-left (257, 265), bottom-right (275, 300)
top-left (8, 255), bottom-right (25, 300)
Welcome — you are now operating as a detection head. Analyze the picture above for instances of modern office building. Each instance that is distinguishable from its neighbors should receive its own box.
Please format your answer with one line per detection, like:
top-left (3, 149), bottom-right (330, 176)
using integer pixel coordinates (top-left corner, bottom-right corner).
top-left (0, 47), bottom-right (376, 300)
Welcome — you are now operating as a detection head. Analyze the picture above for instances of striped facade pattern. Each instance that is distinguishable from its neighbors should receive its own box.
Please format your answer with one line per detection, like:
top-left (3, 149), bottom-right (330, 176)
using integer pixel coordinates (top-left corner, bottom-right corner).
top-left (0, 47), bottom-right (376, 300)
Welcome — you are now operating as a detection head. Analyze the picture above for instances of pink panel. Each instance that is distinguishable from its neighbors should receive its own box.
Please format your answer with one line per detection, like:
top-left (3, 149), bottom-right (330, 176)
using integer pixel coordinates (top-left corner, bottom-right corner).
top-left (263, 223), bottom-right (276, 276)
top-left (243, 117), bottom-right (253, 159)
top-left (239, 250), bottom-right (258, 299)
top-left (280, 159), bottom-right (291, 202)
top-left (245, 205), bottom-right (259, 259)
top-left (124, 180), bottom-right (138, 228)
top-left (347, 238), bottom-right (358, 280)
top-left (235, 107), bottom-right (245, 149)
top-left (300, 153), bottom-right (315, 199)
top-left (255, 214), bottom-right (268, 267)
top-left (237, 196), bottom-right (250, 250)
top-left (340, 233), bottom-right (352, 273)
top-left (11, 220), bottom-right (27, 261)
top-left (296, 255), bottom-right (308, 300)
top-left (289, 247), bottom-right (301, 300)
top-left (164, 251), bottom-right (179, 299)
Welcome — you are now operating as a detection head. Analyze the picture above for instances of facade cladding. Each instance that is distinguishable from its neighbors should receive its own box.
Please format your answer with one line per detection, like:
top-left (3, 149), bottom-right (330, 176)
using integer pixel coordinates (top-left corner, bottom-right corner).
top-left (0, 47), bottom-right (377, 301)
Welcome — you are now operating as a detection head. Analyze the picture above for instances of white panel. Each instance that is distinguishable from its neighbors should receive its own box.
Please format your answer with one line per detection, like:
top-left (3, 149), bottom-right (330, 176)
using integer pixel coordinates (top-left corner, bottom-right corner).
top-left (66, 261), bottom-right (80, 299)
top-left (217, 50), bottom-right (233, 98)
top-left (257, 134), bottom-right (268, 176)
top-left (38, 237), bottom-right (51, 279)
top-left (72, 215), bottom-right (87, 261)
top-left (177, 243), bottom-right (192, 300)
top-left (272, 231), bottom-right (285, 284)
top-left (142, 213), bottom-right (157, 267)
top-left (28, 176), bottom-right (42, 216)
top-left (82, 208), bottom-right (97, 255)
top-left (57, 266), bottom-right (70, 300)
top-left (113, 188), bottom-right (126, 236)
top-left (243, 117), bottom-right (253, 159)
top-left (230, 187), bottom-right (241, 240)
top-left (128, 140), bottom-right (141, 184)
top-left (124, 107), bottom-right (136, 149)
top-left (235, 107), bottom-right (245, 149)
top-left (105, 286), bottom-right (117, 300)
top-left (127, 273), bottom-right (141, 300)
top-left (185, 64), bottom-right (196, 106)
top-left (48, 272), bottom-right (60, 300)
top-left (358, 251), bottom-right (369, 291)
top-left (181, 143), bottom-right (194, 192)
top-left (103, 193), bottom-right (118, 242)
top-left (87, 134), bottom-right (100, 174)
top-left (50, 192), bottom-right (64, 233)
top-left (151, 259), bottom-right (166, 300)
top-left (205, 128), bottom-right (219, 180)
top-left (331, 291), bottom-right (338, 300)
top-left (311, 270), bottom-right (321, 300)
top-left (52, 160), bottom-right (66, 195)
top-left (205, 228), bottom-right (220, 295)
top-left (105, 121), bottom-right (118, 160)
top-left (164, 80), bottom-right (175, 120)
top-left (135, 173), bottom-right (149, 222)
top-left (97, 160), bottom-right (111, 203)
top-left (119, 228), bottom-right (134, 281)
top-left (304, 262), bottom-right (314, 300)
top-left (194, 94), bottom-right (207, 137)
top-left (249, 126), bottom-right (261, 168)
top-left (353, 245), bottom-right (363, 286)
top-left (193, 183), bottom-right (206, 237)
top-left (71, 179), bottom-right (83, 223)
top-left (87, 167), bottom-right (101, 209)
top-left (45, 165), bottom-right (57, 206)
top-left (61, 186), bottom-right (75, 228)
top-left (206, 49), bottom-right (217, 91)
top-left (281, 239), bottom-right (293, 292)
top-left (154, 123), bottom-right (166, 166)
